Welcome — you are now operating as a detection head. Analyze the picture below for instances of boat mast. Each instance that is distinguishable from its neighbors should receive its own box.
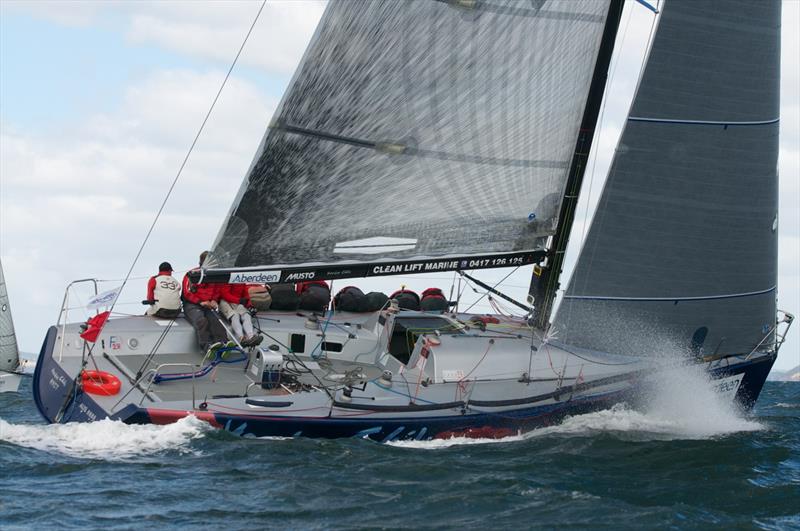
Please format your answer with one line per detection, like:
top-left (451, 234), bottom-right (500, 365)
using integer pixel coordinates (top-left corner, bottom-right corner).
top-left (529, 0), bottom-right (625, 330)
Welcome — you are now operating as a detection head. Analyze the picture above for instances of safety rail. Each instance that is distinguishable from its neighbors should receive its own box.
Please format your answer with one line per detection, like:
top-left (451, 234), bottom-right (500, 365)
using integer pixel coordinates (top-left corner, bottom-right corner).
top-left (56, 278), bottom-right (99, 362)
top-left (744, 309), bottom-right (794, 361)
top-left (139, 363), bottom-right (198, 408)
top-left (775, 310), bottom-right (794, 352)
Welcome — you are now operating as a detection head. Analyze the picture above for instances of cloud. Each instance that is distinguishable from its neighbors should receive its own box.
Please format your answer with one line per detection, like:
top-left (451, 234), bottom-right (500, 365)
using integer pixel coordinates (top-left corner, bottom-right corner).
top-left (0, 68), bottom-right (277, 349)
top-left (127, 1), bottom-right (325, 74)
top-left (3, 0), bottom-right (326, 75)
top-left (1, 0), bottom-right (109, 27)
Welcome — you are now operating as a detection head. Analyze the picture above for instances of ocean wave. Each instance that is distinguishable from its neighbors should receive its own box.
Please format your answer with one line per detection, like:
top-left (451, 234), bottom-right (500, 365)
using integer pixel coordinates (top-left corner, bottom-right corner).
top-left (0, 415), bottom-right (211, 461)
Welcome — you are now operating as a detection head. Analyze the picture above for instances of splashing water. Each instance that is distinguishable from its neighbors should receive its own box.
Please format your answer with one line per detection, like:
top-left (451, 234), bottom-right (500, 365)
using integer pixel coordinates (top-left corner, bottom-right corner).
top-left (392, 351), bottom-right (763, 450)
top-left (0, 415), bottom-right (212, 461)
top-left (638, 356), bottom-right (764, 437)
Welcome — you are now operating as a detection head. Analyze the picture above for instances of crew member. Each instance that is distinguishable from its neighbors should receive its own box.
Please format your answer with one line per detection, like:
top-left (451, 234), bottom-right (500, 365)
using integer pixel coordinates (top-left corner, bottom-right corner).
top-left (145, 262), bottom-right (182, 319)
top-left (219, 283), bottom-right (263, 347)
top-left (182, 251), bottom-right (229, 355)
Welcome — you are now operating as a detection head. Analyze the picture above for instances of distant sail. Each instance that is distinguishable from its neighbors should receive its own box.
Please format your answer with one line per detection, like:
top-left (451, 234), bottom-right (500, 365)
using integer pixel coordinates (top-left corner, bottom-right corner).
top-left (211, 0), bottom-right (613, 269)
top-left (0, 257), bottom-right (20, 373)
top-left (555, 0), bottom-right (780, 357)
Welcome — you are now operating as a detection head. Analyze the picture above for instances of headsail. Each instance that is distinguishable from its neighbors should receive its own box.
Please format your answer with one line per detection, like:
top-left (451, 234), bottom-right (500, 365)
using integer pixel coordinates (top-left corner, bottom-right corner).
top-left (554, 0), bottom-right (781, 357)
top-left (0, 257), bottom-right (21, 376)
top-left (208, 0), bottom-right (616, 282)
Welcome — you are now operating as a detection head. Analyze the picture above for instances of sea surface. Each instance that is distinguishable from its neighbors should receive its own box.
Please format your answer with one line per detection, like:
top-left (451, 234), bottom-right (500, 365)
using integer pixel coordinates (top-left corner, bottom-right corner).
top-left (1, 377), bottom-right (798, 530)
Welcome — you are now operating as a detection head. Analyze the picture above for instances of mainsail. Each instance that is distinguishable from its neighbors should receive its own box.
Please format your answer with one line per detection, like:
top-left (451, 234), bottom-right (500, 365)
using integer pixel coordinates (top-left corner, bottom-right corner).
top-left (0, 257), bottom-right (20, 373)
top-left (554, 0), bottom-right (781, 357)
top-left (209, 0), bottom-right (618, 282)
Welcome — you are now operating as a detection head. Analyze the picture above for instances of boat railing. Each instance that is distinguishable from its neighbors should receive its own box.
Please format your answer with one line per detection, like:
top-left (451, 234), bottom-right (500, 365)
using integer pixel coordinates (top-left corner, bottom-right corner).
top-left (773, 309), bottom-right (794, 353)
top-left (140, 362), bottom-right (198, 409)
top-left (744, 309), bottom-right (794, 361)
top-left (55, 278), bottom-right (99, 362)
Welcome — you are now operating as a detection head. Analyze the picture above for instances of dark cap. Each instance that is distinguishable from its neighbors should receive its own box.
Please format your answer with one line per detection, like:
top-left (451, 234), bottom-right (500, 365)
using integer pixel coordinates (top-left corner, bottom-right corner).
top-left (159, 262), bottom-right (173, 272)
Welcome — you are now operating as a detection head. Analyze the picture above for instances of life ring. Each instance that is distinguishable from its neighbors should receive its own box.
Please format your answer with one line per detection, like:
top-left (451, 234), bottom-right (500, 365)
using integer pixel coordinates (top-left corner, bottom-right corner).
top-left (81, 370), bottom-right (122, 396)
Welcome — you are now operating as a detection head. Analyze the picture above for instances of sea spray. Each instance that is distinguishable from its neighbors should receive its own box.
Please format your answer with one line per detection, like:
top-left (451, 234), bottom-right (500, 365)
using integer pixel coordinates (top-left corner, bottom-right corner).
top-left (639, 355), bottom-right (763, 437)
top-left (0, 415), bottom-right (211, 460)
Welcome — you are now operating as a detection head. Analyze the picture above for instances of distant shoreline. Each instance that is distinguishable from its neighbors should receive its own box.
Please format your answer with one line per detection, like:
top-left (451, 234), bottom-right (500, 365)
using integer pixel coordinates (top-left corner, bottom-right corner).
top-left (768, 365), bottom-right (800, 382)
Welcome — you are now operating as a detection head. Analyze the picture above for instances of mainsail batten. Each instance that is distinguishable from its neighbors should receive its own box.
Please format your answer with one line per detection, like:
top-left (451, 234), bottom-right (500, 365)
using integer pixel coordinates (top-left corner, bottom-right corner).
top-left (210, 0), bottom-right (613, 275)
top-left (555, 0), bottom-right (781, 357)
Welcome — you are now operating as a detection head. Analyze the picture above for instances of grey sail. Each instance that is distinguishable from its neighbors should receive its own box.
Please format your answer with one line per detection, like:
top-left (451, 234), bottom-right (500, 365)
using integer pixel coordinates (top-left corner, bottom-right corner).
top-left (210, 0), bottom-right (613, 271)
top-left (554, 0), bottom-right (780, 357)
top-left (0, 257), bottom-right (20, 373)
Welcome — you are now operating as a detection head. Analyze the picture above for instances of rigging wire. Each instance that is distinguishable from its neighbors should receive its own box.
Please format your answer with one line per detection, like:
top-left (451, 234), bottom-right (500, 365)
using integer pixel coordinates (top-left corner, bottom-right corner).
top-left (461, 267), bottom-right (520, 313)
top-left (63, 2), bottom-right (269, 400)
top-left (560, 2), bottom-right (661, 340)
top-left (105, 0), bottom-right (267, 319)
top-left (575, 2), bottom-right (660, 284)
top-left (59, 2), bottom-right (268, 409)
top-left (578, 3), bottom-right (634, 248)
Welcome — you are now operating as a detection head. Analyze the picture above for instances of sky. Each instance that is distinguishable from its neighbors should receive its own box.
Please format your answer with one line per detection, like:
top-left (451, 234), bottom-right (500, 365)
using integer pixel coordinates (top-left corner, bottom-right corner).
top-left (0, 0), bottom-right (798, 371)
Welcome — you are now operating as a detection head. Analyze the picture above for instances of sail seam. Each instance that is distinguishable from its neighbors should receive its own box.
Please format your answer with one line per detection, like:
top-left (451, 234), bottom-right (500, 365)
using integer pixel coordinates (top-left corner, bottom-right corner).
top-left (564, 286), bottom-right (776, 302)
top-left (628, 116), bottom-right (779, 126)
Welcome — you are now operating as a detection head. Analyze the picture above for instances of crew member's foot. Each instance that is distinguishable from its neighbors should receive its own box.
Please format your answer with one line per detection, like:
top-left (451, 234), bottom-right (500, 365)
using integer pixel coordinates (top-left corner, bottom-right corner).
top-left (206, 341), bottom-right (223, 358)
top-left (250, 335), bottom-right (263, 346)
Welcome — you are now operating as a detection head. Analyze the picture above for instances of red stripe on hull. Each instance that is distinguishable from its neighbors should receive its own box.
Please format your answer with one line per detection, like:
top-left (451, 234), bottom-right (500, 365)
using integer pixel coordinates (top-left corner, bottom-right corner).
top-left (145, 408), bottom-right (222, 428)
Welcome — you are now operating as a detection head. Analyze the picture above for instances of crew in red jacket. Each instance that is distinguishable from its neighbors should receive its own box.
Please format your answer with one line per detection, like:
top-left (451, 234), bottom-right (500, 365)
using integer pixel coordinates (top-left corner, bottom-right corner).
top-left (182, 251), bottom-right (228, 355)
top-left (219, 283), bottom-right (262, 346)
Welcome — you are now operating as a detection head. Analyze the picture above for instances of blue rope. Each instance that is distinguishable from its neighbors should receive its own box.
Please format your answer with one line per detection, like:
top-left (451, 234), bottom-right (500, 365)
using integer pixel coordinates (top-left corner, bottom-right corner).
top-left (310, 310), bottom-right (335, 360)
top-left (634, 0), bottom-right (659, 14)
top-left (154, 347), bottom-right (247, 383)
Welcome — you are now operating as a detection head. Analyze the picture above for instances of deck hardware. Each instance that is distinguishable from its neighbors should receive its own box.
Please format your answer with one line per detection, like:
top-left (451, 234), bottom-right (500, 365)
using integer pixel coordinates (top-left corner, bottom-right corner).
top-left (340, 386), bottom-right (353, 403)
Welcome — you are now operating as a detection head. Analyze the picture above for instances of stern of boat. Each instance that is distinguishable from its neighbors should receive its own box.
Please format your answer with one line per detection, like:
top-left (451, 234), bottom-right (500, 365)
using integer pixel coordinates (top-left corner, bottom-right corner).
top-left (33, 326), bottom-right (111, 423)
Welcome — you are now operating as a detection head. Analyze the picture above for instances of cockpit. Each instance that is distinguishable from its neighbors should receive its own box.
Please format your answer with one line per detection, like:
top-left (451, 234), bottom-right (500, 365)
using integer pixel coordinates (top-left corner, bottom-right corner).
top-left (387, 315), bottom-right (463, 365)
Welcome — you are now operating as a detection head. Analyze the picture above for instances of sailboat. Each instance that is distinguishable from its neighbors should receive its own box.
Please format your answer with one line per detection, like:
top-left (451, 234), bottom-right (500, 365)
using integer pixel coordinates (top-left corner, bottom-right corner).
top-left (32, 0), bottom-right (793, 439)
top-left (0, 257), bottom-right (23, 393)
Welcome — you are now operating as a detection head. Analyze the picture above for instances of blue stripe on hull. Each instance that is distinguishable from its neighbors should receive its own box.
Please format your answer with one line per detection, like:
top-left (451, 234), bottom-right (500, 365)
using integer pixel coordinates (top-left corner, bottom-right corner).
top-left (125, 389), bottom-right (634, 441)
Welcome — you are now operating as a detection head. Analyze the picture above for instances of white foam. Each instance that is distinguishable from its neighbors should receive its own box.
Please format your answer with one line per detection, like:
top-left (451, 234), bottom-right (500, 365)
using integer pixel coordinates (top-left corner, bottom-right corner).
top-left (774, 402), bottom-right (799, 409)
top-left (640, 356), bottom-right (764, 437)
top-left (0, 415), bottom-right (211, 461)
top-left (388, 432), bottom-right (528, 449)
top-left (391, 355), bottom-right (763, 449)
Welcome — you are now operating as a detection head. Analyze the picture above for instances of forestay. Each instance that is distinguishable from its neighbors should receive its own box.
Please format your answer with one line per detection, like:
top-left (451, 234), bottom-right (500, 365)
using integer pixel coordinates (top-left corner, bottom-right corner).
top-left (0, 257), bottom-right (20, 373)
top-left (210, 0), bottom-right (613, 277)
top-left (555, 0), bottom-right (780, 357)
